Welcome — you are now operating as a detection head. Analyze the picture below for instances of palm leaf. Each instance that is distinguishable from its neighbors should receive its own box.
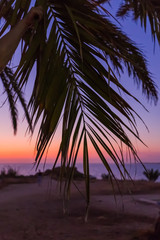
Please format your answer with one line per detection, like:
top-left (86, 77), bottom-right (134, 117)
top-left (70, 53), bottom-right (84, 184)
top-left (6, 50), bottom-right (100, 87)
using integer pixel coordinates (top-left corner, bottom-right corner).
top-left (0, 0), bottom-right (158, 212)
top-left (117, 0), bottom-right (160, 44)
top-left (4, 67), bottom-right (32, 132)
top-left (0, 69), bottom-right (18, 134)
top-left (0, 66), bottom-right (32, 134)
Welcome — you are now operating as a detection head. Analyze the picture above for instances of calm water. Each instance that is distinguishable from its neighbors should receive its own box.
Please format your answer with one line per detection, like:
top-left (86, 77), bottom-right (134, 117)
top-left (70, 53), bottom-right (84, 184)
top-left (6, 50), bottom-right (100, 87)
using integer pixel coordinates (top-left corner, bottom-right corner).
top-left (0, 162), bottom-right (160, 181)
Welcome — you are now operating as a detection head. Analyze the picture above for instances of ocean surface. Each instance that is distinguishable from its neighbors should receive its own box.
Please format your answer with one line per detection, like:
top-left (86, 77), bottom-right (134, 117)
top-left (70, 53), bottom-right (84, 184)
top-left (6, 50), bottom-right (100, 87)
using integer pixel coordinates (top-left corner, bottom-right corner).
top-left (0, 162), bottom-right (160, 181)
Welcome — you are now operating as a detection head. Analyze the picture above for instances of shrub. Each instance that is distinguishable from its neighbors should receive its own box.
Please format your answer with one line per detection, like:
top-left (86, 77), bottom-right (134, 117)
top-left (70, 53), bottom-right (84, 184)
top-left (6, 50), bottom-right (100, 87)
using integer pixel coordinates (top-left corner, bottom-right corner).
top-left (0, 168), bottom-right (6, 178)
top-left (143, 168), bottom-right (160, 182)
top-left (0, 166), bottom-right (18, 178)
top-left (7, 167), bottom-right (18, 177)
top-left (101, 173), bottom-right (110, 180)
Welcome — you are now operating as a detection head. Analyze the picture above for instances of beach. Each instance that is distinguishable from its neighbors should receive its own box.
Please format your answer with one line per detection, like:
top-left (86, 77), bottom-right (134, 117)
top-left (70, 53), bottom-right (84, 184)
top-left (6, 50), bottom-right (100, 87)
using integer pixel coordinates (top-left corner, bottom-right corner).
top-left (0, 177), bottom-right (160, 240)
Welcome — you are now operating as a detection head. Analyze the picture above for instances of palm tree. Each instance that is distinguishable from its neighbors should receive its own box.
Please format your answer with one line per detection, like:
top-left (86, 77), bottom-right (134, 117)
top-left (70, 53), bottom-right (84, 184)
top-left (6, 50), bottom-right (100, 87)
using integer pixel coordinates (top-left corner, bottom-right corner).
top-left (0, 0), bottom-right (158, 210)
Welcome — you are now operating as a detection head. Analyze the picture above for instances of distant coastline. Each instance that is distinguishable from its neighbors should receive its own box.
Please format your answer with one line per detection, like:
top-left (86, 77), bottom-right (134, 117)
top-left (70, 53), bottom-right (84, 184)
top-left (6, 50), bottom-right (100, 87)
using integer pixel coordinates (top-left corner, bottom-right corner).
top-left (0, 161), bottom-right (160, 181)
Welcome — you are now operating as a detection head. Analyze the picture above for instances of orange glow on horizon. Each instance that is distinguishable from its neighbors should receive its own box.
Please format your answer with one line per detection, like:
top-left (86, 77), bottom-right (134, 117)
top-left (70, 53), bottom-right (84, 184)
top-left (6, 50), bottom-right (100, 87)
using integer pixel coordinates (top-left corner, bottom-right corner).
top-left (0, 129), bottom-right (159, 163)
top-left (0, 136), bottom-right (60, 162)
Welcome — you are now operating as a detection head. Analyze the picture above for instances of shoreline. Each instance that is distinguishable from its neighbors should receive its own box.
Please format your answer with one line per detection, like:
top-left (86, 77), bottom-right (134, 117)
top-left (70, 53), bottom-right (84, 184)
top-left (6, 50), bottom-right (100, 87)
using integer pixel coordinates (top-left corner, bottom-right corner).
top-left (1, 162), bottom-right (160, 181)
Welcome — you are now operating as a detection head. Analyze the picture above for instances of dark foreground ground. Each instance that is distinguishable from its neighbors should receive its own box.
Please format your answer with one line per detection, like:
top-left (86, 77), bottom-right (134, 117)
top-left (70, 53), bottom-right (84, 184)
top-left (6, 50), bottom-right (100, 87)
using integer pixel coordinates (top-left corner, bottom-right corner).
top-left (0, 177), bottom-right (160, 240)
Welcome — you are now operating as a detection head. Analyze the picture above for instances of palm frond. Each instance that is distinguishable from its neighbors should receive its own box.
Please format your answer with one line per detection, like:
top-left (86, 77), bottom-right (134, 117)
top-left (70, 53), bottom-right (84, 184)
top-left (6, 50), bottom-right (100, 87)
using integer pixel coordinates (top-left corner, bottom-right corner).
top-left (117, 0), bottom-right (160, 44)
top-left (0, 0), bottom-right (158, 209)
top-left (0, 66), bottom-right (32, 134)
top-left (4, 67), bottom-right (32, 132)
top-left (0, 68), bottom-right (18, 134)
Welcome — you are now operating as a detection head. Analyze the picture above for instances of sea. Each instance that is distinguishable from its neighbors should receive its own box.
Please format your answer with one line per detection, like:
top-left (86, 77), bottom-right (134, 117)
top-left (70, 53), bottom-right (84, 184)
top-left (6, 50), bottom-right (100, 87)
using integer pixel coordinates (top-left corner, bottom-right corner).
top-left (0, 162), bottom-right (160, 181)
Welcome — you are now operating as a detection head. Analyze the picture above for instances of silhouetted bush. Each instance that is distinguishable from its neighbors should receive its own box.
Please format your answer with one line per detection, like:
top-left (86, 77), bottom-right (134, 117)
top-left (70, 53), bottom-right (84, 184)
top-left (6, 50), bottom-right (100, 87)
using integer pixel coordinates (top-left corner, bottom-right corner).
top-left (0, 166), bottom-right (18, 178)
top-left (101, 173), bottom-right (111, 180)
top-left (143, 168), bottom-right (160, 182)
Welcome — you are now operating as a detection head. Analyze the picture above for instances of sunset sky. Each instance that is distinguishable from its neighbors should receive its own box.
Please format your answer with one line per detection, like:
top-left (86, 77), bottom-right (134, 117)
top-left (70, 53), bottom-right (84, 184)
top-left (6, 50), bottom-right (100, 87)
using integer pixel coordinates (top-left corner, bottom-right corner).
top-left (0, 2), bottom-right (160, 164)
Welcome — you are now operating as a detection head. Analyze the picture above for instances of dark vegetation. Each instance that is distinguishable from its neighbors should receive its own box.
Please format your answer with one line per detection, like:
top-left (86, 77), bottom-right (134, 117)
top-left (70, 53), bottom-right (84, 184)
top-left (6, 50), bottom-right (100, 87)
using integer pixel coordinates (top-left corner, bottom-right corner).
top-left (43, 167), bottom-right (85, 179)
top-left (101, 173), bottom-right (111, 180)
top-left (0, 167), bottom-right (18, 178)
top-left (0, 166), bottom-right (35, 187)
top-left (143, 168), bottom-right (160, 182)
top-left (43, 167), bottom-right (96, 180)
top-left (0, 166), bottom-right (95, 183)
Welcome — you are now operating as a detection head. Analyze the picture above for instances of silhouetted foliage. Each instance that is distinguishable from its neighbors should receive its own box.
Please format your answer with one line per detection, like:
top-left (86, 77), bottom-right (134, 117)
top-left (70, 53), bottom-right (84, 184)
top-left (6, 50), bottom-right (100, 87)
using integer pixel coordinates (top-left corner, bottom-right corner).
top-left (143, 168), bottom-right (160, 182)
top-left (0, 166), bottom-right (18, 178)
top-left (101, 173), bottom-right (110, 180)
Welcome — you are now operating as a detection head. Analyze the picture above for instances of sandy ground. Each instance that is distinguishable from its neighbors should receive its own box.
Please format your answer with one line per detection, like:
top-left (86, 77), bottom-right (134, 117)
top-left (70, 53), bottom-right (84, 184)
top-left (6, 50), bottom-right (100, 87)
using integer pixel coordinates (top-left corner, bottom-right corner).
top-left (0, 177), bottom-right (160, 240)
